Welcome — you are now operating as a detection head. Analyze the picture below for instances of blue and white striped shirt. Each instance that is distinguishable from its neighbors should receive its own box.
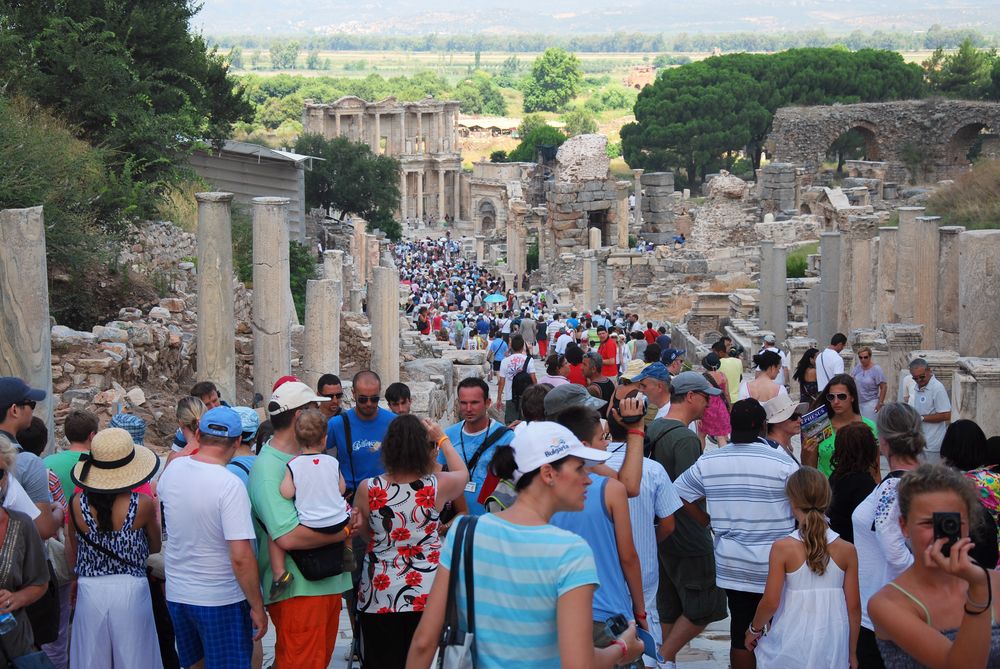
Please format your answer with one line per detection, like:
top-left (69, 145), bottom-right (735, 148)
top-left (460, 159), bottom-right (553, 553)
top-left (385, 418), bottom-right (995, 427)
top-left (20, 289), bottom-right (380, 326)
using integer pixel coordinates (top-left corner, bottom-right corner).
top-left (441, 513), bottom-right (599, 668)
top-left (673, 442), bottom-right (798, 593)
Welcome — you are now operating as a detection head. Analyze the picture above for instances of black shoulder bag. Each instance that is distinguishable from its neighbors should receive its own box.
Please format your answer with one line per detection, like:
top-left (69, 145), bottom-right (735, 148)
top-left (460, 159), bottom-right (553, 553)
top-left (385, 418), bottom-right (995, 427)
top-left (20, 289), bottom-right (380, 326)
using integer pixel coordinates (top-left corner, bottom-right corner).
top-left (438, 515), bottom-right (478, 669)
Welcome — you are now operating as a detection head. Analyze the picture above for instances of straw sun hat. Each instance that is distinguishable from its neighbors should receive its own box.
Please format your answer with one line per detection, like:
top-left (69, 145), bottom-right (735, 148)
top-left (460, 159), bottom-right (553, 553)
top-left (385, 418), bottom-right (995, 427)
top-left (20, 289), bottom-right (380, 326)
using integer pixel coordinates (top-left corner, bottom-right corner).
top-left (71, 427), bottom-right (160, 493)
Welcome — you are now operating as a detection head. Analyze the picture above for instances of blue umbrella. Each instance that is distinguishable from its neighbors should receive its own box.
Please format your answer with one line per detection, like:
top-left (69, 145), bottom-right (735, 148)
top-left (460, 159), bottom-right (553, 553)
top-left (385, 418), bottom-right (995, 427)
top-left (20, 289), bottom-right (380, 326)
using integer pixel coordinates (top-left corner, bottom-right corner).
top-left (484, 293), bottom-right (506, 303)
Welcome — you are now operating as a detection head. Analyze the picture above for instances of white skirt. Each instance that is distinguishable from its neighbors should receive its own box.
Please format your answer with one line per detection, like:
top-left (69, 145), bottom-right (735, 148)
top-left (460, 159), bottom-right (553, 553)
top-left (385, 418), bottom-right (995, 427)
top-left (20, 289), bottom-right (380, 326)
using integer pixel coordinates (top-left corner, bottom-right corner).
top-left (71, 573), bottom-right (163, 669)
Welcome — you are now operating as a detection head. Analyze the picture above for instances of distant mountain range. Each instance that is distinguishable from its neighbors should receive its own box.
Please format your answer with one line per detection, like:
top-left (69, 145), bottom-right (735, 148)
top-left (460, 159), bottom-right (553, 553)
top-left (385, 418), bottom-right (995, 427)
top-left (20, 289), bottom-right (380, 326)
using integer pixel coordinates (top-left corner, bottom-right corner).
top-left (195, 0), bottom-right (1000, 36)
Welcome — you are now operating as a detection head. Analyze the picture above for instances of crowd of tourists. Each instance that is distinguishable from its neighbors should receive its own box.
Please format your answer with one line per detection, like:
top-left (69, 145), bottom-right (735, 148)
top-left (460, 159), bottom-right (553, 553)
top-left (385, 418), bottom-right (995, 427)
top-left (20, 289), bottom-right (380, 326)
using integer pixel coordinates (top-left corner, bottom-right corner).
top-left (1, 244), bottom-right (999, 668)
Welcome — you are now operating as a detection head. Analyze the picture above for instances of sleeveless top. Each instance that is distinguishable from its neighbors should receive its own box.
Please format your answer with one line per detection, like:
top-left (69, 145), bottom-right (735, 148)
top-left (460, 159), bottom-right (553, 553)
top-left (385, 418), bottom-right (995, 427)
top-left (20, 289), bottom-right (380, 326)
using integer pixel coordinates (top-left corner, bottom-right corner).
top-left (358, 474), bottom-right (441, 614)
top-left (286, 452), bottom-right (349, 528)
top-left (551, 475), bottom-right (631, 622)
top-left (876, 581), bottom-right (1000, 668)
top-left (75, 491), bottom-right (149, 578)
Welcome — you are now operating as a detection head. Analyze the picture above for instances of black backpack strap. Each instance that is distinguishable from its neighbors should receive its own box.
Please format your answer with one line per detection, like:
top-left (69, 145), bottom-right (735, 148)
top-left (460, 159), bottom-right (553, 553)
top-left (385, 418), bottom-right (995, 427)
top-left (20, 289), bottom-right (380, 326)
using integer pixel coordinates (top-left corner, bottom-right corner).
top-left (229, 460), bottom-right (251, 475)
top-left (342, 412), bottom-right (356, 492)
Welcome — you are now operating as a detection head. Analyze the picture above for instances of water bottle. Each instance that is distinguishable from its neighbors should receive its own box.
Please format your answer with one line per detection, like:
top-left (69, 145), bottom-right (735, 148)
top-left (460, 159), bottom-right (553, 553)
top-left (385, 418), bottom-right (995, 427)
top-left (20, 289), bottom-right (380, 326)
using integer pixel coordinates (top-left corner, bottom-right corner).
top-left (0, 612), bottom-right (16, 635)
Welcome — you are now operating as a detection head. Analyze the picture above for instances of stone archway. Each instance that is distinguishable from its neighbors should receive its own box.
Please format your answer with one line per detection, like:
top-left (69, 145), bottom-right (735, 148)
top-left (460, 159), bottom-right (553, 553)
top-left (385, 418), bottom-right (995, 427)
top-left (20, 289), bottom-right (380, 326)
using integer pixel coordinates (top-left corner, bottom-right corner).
top-left (944, 122), bottom-right (993, 166)
top-left (824, 121), bottom-right (881, 172)
top-left (477, 199), bottom-right (497, 237)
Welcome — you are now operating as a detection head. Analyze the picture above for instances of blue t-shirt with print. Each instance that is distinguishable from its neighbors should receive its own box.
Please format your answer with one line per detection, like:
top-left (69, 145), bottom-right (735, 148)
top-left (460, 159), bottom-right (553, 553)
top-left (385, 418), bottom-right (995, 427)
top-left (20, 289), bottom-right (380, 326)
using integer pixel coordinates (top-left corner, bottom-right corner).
top-left (440, 420), bottom-right (514, 516)
top-left (326, 408), bottom-right (396, 490)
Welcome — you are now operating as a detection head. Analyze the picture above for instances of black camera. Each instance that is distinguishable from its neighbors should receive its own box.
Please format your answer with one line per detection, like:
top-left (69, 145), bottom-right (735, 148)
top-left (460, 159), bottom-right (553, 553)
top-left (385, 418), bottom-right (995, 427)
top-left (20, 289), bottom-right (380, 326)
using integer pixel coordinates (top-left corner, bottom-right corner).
top-left (620, 398), bottom-right (649, 424)
top-left (933, 511), bottom-right (962, 557)
top-left (605, 613), bottom-right (628, 638)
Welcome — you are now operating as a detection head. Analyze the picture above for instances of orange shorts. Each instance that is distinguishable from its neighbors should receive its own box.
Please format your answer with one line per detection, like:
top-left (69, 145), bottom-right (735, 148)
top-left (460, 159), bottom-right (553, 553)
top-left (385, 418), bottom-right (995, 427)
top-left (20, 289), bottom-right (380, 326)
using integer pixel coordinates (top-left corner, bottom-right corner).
top-left (268, 594), bottom-right (342, 669)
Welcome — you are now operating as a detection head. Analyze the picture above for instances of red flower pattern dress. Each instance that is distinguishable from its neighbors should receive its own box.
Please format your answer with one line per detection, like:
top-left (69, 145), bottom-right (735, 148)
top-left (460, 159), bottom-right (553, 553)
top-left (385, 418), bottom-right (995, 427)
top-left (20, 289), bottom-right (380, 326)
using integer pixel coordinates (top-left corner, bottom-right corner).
top-left (358, 474), bottom-right (441, 614)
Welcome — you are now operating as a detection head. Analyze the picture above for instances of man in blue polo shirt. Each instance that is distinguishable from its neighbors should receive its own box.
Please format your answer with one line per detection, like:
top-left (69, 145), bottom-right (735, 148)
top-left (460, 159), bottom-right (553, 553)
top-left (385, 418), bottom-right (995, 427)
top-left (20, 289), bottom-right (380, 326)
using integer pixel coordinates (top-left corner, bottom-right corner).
top-left (325, 370), bottom-right (396, 494)
top-left (442, 378), bottom-right (513, 517)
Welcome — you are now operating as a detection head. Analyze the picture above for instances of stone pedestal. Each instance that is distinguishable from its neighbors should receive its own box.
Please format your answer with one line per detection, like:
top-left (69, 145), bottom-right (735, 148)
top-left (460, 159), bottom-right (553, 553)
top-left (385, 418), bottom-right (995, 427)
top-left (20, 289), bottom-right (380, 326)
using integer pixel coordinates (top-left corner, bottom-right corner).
top-left (302, 279), bottom-right (341, 388)
top-left (323, 249), bottom-right (344, 285)
top-left (893, 207), bottom-right (924, 323)
top-left (0, 207), bottom-right (53, 443)
top-left (875, 227), bottom-right (897, 327)
top-left (582, 251), bottom-right (599, 311)
top-left (502, 272), bottom-right (516, 293)
top-left (760, 241), bottom-right (788, 342)
top-left (507, 201), bottom-right (528, 278)
top-left (958, 230), bottom-right (1000, 358)
top-left (883, 323), bottom-right (923, 404)
top-left (474, 235), bottom-right (486, 265)
top-left (952, 357), bottom-right (1000, 438)
top-left (251, 197), bottom-right (292, 399)
top-left (936, 226), bottom-right (965, 351)
top-left (349, 288), bottom-right (364, 313)
top-left (370, 266), bottom-right (401, 386)
top-left (588, 226), bottom-right (602, 250)
top-left (195, 192), bottom-right (237, 404)
top-left (913, 216), bottom-right (942, 347)
top-left (819, 232), bottom-right (842, 344)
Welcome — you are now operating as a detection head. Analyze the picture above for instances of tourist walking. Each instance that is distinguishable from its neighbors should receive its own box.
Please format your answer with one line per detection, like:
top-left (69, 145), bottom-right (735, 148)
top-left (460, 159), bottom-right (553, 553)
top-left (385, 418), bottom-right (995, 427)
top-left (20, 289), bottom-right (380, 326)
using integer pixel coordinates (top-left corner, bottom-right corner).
top-left (355, 415), bottom-right (469, 666)
top-left (792, 347), bottom-right (820, 405)
top-left (850, 402), bottom-right (924, 669)
top-left (763, 395), bottom-right (808, 463)
top-left (698, 353), bottom-right (731, 449)
top-left (739, 351), bottom-right (786, 403)
top-left (816, 333), bottom-right (847, 392)
top-left (851, 346), bottom-right (887, 422)
top-left (67, 427), bottom-right (163, 668)
top-left (758, 334), bottom-right (791, 388)
top-left (496, 334), bottom-right (537, 424)
top-left (828, 424), bottom-right (879, 542)
top-left (537, 353), bottom-right (571, 387)
top-left (405, 421), bottom-right (645, 668)
top-left (806, 374), bottom-right (876, 477)
top-left (747, 467), bottom-right (860, 669)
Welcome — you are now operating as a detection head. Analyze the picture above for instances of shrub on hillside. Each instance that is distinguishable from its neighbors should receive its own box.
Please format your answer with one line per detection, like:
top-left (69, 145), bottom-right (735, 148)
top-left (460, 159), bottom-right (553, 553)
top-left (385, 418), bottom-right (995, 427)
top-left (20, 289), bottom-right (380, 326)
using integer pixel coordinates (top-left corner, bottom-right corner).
top-left (927, 160), bottom-right (1000, 229)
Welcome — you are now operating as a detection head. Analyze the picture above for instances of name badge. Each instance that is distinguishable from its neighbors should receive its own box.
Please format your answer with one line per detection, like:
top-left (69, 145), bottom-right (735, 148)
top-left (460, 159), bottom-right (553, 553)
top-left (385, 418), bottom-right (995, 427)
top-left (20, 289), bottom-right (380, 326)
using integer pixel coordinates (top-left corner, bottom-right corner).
top-left (465, 481), bottom-right (478, 493)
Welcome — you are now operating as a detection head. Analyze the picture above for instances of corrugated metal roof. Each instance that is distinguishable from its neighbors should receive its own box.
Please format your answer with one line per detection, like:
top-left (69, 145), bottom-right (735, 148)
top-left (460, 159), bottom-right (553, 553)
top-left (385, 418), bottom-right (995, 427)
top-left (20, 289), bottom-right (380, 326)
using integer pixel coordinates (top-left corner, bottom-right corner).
top-left (215, 140), bottom-right (322, 165)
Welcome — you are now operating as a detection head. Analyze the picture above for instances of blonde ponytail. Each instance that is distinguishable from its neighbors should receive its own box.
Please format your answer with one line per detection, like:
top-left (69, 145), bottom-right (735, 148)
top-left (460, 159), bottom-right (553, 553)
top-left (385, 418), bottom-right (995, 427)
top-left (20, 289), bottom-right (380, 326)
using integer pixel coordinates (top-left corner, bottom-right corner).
top-left (785, 467), bottom-right (832, 576)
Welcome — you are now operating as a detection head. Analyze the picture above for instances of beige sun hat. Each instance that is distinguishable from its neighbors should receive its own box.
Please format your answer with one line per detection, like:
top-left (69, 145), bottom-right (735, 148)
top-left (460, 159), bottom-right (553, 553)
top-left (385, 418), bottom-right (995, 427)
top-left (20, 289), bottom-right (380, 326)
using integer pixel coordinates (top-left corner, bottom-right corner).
top-left (71, 427), bottom-right (160, 493)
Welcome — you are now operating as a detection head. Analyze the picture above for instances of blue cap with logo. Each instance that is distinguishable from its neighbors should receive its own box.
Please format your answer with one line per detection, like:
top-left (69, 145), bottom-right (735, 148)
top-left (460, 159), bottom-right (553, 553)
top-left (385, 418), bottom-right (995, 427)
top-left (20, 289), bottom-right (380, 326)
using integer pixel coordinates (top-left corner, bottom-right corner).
top-left (199, 406), bottom-right (243, 439)
top-left (0, 377), bottom-right (45, 409)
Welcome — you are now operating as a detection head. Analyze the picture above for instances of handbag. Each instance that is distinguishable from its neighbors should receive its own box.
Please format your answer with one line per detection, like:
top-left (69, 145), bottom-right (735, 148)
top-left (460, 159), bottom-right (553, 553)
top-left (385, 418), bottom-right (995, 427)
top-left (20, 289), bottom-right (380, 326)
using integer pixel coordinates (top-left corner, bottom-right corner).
top-left (438, 515), bottom-right (478, 669)
top-left (0, 633), bottom-right (56, 669)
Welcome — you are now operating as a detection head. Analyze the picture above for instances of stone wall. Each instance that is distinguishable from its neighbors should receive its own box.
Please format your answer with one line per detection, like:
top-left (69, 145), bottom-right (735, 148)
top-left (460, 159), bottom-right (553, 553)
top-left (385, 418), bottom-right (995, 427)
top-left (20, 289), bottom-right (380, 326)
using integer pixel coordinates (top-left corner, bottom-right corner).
top-left (639, 172), bottom-right (677, 243)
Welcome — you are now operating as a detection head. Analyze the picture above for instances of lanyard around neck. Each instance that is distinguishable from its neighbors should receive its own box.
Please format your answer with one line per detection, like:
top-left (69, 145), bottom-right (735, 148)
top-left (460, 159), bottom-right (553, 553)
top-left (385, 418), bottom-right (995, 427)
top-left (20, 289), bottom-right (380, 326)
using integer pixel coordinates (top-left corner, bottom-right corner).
top-left (459, 420), bottom-right (492, 465)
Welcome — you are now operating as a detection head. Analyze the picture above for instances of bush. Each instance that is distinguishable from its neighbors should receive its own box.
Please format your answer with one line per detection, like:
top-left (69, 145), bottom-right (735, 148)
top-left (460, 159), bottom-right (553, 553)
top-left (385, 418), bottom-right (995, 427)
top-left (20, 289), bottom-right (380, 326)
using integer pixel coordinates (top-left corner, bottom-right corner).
top-left (927, 160), bottom-right (1000, 229)
top-left (490, 150), bottom-right (509, 163)
top-left (527, 239), bottom-right (539, 271)
top-left (786, 242), bottom-right (818, 279)
top-left (289, 241), bottom-right (317, 322)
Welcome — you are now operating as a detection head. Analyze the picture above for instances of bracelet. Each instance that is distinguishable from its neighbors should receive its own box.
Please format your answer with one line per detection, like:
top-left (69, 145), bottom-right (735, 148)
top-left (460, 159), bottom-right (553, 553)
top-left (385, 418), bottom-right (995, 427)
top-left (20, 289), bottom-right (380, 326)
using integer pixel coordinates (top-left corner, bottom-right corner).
top-left (627, 429), bottom-right (645, 437)
top-left (610, 639), bottom-right (628, 658)
top-left (343, 525), bottom-right (351, 537)
top-left (634, 611), bottom-right (647, 621)
top-left (748, 622), bottom-right (766, 636)
top-left (965, 566), bottom-right (993, 611)
top-left (436, 435), bottom-right (450, 447)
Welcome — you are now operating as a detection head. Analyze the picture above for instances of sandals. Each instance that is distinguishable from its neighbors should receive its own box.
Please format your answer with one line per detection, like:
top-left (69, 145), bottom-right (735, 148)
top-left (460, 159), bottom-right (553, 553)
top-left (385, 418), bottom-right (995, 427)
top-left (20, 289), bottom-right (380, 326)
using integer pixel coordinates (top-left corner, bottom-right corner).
top-left (270, 570), bottom-right (294, 599)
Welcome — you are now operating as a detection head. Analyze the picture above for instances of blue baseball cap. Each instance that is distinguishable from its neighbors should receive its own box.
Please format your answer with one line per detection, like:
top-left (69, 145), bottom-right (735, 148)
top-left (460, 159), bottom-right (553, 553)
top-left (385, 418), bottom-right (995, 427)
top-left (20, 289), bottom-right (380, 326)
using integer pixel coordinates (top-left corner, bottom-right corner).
top-left (231, 406), bottom-right (260, 442)
top-left (0, 377), bottom-right (45, 409)
top-left (199, 406), bottom-right (243, 439)
top-left (660, 348), bottom-right (686, 366)
top-left (631, 362), bottom-right (671, 383)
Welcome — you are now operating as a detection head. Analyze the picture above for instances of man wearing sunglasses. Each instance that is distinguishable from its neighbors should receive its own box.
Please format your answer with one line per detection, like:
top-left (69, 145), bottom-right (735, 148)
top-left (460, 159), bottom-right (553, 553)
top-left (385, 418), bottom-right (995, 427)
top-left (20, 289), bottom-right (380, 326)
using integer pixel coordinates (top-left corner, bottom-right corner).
top-left (316, 374), bottom-right (344, 420)
top-left (0, 377), bottom-right (62, 541)
top-left (907, 358), bottom-right (951, 464)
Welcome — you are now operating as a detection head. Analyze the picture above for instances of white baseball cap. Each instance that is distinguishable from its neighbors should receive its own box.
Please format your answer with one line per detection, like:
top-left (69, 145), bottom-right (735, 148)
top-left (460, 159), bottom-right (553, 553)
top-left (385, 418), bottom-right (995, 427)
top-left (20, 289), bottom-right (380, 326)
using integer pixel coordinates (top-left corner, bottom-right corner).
top-left (267, 381), bottom-right (327, 416)
top-left (510, 422), bottom-right (610, 482)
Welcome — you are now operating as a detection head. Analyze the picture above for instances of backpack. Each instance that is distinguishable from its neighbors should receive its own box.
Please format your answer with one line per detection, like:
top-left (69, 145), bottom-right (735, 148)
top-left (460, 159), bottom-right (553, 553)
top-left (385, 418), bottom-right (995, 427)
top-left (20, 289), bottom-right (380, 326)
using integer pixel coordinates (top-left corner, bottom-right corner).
top-left (510, 355), bottom-right (534, 406)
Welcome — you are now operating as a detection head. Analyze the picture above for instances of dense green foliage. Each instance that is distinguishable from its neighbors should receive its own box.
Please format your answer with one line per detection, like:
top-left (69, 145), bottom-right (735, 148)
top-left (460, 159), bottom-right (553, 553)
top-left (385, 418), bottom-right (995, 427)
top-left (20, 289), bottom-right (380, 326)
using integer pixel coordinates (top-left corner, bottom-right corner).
top-left (0, 0), bottom-right (252, 194)
top-left (453, 71), bottom-right (508, 115)
top-left (922, 39), bottom-right (1000, 99)
top-left (288, 241), bottom-right (317, 321)
top-left (562, 108), bottom-right (598, 136)
top-left (621, 48), bottom-right (925, 185)
top-left (507, 126), bottom-right (568, 162)
top-left (523, 48), bottom-right (583, 112)
top-left (210, 26), bottom-right (997, 54)
top-left (294, 134), bottom-right (402, 240)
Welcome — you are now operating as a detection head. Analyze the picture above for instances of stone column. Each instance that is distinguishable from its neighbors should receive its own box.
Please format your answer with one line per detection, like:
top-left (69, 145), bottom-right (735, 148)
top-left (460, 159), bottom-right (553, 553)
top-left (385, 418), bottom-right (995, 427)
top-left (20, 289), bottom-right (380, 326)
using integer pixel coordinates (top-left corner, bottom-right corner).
top-left (772, 245), bottom-right (788, 342)
top-left (416, 169), bottom-right (424, 221)
top-left (502, 272), bottom-right (516, 293)
top-left (959, 229), bottom-right (1000, 358)
top-left (786, 336), bottom-right (818, 399)
top-left (399, 170), bottom-right (408, 221)
top-left (632, 169), bottom-right (644, 228)
top-left (194, 193), bottom-right (237, 404)
top-left (417, 112), bottom-right (423, 154)
top-left (883, 324), bottom-right (923, 404)
top-left (893, 206), bottom-right (925, 323)
top-left (370, 266), bottom-right (401, 385)
top-left (349, 288), bottom-right (363, 312)
top-left (453, 170), bottom-right (461, 222)
top-left (399, 110), bottom-right (407, 153)
top-left (952, 358), bottom-right (1000, 437)
top-left (374, 112), bottom-right (381, 153)
top-left (365, 234), bottom-right (380, 284)
top-left (589, 226), bottom-right (602, 250)
top-left (302, 279), bottom-right (341, 388)
top-left (875, 226), bottom-right (897, 326)
top-left (475, 235), bottom-right (486, 265)
top-left (844, 215), bottom-right (878, 330)
top-left (936, 226), bottom-right (965, 351)
top-left (582, 251), bottom-right (599, 310)
top-left (334, 112), bottom-right (341, 137)
top-left (819, 231), bottom-right (842, 345)
top-left (0, 207), bottom-right (53, 439)
top-left (352, 220), bottom-right (368, 286)
top-left (616, 182), bottom-right (630, 248)
top-left (437, 167), bottom-right (446, 221)
top-left (760, 240), bottom-right (776, 332)
top-left (323, 249), bottom-right (344, 286)
top-left (251, 197), bottom-right (292, 399)
top-left (912, 216), bottom-right (942, 347)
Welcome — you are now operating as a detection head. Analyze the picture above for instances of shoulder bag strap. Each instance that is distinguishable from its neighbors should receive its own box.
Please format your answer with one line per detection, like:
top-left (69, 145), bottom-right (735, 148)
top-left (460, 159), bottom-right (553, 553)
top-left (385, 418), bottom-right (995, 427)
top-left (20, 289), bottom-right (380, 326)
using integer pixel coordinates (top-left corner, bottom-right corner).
top-left (463, 516), bottom-right (479, 639)
top-left (442, 517), bottom-right (471, 643)
top-left (521, 354), bottom-right (531, 373)
top-left (466, 427), bottom-right (512, 475)
top-left (69, 494), bottom-right (145, 572)
top-left (342, 413), bottom-right (356, 493)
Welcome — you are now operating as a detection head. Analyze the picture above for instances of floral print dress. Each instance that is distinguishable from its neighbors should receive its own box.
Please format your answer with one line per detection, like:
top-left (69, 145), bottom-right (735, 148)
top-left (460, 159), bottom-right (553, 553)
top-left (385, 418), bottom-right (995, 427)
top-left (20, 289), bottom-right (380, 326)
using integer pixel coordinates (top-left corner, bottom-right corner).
top-left (965, 466), bottom-right (1000, 545)
top-left (358, 474), bottom-right (441, 614)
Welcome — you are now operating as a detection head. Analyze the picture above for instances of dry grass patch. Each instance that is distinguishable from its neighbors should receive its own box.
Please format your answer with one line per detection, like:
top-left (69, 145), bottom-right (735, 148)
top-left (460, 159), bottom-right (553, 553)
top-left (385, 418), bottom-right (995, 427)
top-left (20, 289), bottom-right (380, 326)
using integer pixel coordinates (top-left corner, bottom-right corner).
top-left (926, 160), bottom-right (1000, 230)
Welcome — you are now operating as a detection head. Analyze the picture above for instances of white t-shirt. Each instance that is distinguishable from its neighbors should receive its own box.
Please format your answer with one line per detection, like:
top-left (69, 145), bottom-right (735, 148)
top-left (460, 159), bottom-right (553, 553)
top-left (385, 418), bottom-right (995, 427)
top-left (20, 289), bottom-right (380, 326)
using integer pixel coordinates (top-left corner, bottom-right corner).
top-left (554, 333), bottom-right (574, 355)
top-left (816, 347), bottom-right (845, 391)
top-left (158, 457), bottom-right (256, 606)
top-left (287, 453), bottom-right (349, 528)
top-left (909, 376), bottom-right (952, 453)
top-left (3, 476), bottom-right (41, 520)
top-left (498, 353), bottom-right (537, 401)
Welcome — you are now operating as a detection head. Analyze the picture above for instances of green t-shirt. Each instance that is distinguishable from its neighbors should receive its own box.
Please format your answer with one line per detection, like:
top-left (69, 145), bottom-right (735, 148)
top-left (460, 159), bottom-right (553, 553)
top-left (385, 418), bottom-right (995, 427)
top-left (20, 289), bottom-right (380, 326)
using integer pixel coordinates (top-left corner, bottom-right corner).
top-left (648, 418), bottom-right (714, 557)
top-left (44, 450), bottom-right (85, 501)
top-left (248, 444), bottom-right (352, 604)
top-left (818, 416), bottom-right (878, 477)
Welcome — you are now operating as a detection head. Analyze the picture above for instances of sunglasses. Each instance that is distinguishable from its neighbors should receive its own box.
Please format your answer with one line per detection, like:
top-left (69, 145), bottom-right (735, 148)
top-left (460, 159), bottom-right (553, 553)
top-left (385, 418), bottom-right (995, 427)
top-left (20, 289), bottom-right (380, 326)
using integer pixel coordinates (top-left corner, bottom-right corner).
top-left (858, 355), bottom-right (870, 360)
top-left (826, 393), bottom-right (850, 401)
top-left (323, 392), bottom-right (344, 400)
top-left (356, 395), bottom-right (381, 405)
top-left (7, 400), bottom-right (36, 411)
top-left (912, 374), bottom-right (928, 382)
top-left (790, 413), bottom-right (802, 420)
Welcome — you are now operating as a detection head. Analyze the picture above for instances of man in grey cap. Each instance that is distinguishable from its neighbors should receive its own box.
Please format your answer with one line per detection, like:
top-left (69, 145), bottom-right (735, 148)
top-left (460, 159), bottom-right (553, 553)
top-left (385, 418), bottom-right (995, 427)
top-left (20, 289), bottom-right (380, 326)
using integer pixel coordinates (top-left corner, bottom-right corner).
top-left (646, 372), bottom-right (727, 667)
top-left (543, 383), bottom-right (607, 420)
